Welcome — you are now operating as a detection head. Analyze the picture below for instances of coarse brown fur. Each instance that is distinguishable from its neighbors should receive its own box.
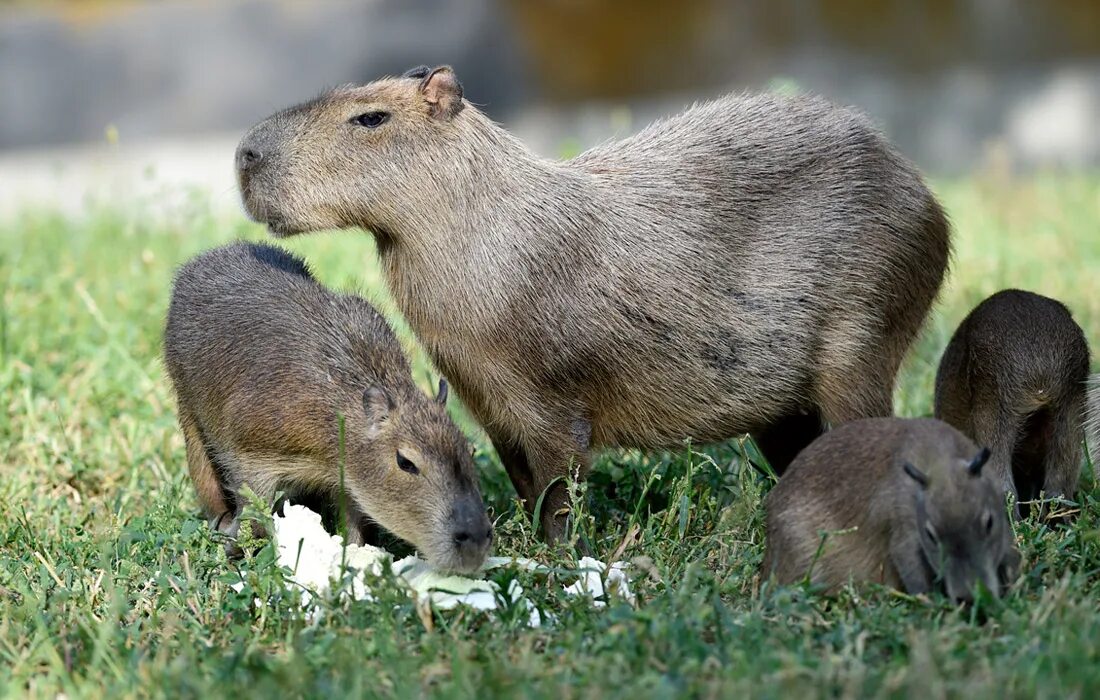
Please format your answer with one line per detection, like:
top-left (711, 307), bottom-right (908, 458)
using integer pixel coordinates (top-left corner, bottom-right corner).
top-left (235, 66), bottom-right (951, 538)
top-left (163, 242), bottom-right (492, 572)
top-left (935, 290), bottom-right (1091, 518)
top-left (762, 418), bottom-right (1020, 602)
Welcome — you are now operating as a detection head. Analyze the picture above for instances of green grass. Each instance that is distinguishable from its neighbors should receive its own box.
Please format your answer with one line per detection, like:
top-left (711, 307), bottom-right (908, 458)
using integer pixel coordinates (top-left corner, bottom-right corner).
top-left (2, 174), bottom-right (1100, 698)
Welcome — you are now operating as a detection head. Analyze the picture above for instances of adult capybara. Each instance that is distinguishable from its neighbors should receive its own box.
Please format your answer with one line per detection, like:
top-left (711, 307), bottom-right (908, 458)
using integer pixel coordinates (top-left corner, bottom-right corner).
top-left (762, 418), bottom-right (1020, 602)
top-left (235, 65), bottom-right (950, 538)
top-left (164, 242), bottom-right (492, 572)
top-left (935, 290), bottom-right (1091, 518)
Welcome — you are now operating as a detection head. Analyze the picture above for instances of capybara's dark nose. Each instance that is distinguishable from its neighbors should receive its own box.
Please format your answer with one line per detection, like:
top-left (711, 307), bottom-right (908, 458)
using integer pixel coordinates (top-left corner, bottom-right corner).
top-left (236, 144), bottom-right (263, 172)
top-left (451, 497), bottom-right (492, 554)
top-left (453, 525), bottom-right (493, 550)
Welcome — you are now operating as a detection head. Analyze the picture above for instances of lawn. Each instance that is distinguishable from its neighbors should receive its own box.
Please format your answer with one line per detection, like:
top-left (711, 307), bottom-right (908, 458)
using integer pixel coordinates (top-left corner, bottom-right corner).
top-left (2, 174), bottom-right (1099, 698)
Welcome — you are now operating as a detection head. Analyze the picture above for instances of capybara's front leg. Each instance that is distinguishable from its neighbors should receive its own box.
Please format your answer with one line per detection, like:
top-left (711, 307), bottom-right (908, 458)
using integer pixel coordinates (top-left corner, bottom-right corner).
top-left (216, 509), bottom-right (271, 559)
top-left (490, 413), bottom-right (592, 542)
top-left (217, 481), bottom-right (274, 559)
top-left (526, 420), bottom-right (592, 543)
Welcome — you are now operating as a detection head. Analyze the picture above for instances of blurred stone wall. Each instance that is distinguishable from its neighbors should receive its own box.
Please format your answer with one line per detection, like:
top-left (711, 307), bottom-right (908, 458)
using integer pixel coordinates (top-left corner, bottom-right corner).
top-left (504, 0), bottom-right (1100, 170)
top-left (2, 0), bottom-right (1099, 171)
top-left (0, 0), bottom-right (526, 147)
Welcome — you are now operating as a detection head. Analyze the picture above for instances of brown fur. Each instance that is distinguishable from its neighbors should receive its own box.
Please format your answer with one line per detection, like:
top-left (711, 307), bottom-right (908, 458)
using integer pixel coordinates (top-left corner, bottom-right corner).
top-left (935, 290), bottom-right (1091, 518)
top-left (235, 66), bottom-right (950, 539)
top-left (762, 418), bottom-right (1020, 602)
top-left (163, 242), bottom-right (492, 572)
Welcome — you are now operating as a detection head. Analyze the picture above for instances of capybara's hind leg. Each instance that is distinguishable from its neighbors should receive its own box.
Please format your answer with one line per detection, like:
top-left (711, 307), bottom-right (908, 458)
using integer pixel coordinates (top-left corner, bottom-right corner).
top-left (967, 403), bottom-right (1023, 514)
top-left (814, 320), bottom-right (895, 428)
top-left (751, 410), bottom-right (825, 476)
top-left (1040, 399), bottom-right (1085, 519)
top-left (180, 408), bottom-right (235, 528)
top-left (816, 364), bottom-right (893, 428)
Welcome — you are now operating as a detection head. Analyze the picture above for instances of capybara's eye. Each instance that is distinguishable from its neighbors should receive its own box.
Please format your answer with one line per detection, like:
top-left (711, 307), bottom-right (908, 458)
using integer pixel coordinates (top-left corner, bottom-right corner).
top-left (983, 512), bottom-right (994, 534)
top-left (351, 111), bottom-right (390, 128)
top-left (396, 450), bottom-right (419, 475)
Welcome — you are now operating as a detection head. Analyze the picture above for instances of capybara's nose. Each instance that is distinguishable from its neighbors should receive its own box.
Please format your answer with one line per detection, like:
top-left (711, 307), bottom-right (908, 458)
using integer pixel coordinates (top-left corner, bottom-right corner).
top-left (453, 525), bottom-right (493, 550)
top-left (236, 144), bottom-right (263, 172)
top-left (451, 497), bottom-right (492, 554)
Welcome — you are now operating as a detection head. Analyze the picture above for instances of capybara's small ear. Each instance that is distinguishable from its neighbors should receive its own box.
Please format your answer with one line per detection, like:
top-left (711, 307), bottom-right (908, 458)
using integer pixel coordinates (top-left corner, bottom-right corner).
top-left (435, 378), bottom-right (449, 405)
top-left (419, 65), bottom-right (464, 119)
top-left (363, 387), bottom-right (394, 435)
top-left (968, 447), bottom-right (991, 477)
top-left (403, 65), bottom-right (431, 80)
top-left (903, 461), bottom-right (929, 489)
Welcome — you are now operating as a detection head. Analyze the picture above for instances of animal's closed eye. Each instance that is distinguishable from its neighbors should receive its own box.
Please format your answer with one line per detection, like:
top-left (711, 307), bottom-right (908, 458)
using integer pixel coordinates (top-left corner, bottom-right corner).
top-left (351, 111), bottom-right (390, 128)
top-left (396, 451), bottom-right (419, 475)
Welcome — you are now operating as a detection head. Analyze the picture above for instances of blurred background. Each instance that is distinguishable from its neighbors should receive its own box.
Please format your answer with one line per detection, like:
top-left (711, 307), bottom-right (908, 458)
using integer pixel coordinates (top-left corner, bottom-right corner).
top-left (1, 0), bottom-right (1099, 216)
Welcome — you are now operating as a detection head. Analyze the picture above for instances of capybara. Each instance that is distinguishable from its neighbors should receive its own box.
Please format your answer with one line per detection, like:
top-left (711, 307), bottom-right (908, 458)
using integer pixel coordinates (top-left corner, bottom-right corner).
top-left (163, 242), bottom-right (492, 572)
top-left (235, 65), bottom-right (950, 538)
top-left (935, 290), bottom-right (1090, 518)
top-left (762, 418), bottom-right (1020, 602)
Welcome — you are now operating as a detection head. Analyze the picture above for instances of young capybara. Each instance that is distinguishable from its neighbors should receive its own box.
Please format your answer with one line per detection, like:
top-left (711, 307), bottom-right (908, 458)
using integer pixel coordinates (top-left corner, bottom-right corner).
top-left (234, 65), bottom-right (950, 539)
top-left (935, 290), bottom-right (1090, 518)
top-left (163, 242), bottom-right (492, 572)
top-left (762, 418), bottom-right (1020, 602)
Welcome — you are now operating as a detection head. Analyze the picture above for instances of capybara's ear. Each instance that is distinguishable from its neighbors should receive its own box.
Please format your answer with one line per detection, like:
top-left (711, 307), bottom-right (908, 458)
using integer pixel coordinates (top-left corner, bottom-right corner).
top-left (418, 66), bottom-right (464, 119)
top-left (362, 387), bottom-right (394, 436)
top-left (967, 447), bottom-right (991, 477)
top-left (435, 378), bottom-right (449, 405)
top-left (903, 461), bottom-right (929, 489)
top-left (403, 65), bottom-right (431, 79)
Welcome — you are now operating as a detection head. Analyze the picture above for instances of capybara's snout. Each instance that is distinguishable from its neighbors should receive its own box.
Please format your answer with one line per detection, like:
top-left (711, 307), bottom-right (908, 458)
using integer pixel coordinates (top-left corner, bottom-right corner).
top-left (444, 494), bottom-right (493, 573)
top-left (235, 118), bottom-right (278, 178)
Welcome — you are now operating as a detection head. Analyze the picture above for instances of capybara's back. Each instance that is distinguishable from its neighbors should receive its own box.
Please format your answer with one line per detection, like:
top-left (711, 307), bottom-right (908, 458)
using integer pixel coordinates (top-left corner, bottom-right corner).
top-left (935, 289), bottom-right (1090, 515)
top-left (164, 241), bottom-right (410, 472)
top-left (566, 93), bottom-right (950, 458)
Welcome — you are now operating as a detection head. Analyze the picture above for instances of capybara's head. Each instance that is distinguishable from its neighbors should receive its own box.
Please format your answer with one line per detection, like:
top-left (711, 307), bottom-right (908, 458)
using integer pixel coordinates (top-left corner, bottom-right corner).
top-left (903, 447), bottom-right (1019, 603)
top-left (236, 65), bottom-right (473, 237)
top-left (348, 378), bottom-right (491, 573)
